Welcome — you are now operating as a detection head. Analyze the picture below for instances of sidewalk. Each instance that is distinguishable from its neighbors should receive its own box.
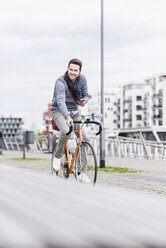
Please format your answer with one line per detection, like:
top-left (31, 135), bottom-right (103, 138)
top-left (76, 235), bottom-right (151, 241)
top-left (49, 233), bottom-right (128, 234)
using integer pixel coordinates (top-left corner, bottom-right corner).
top-left (105, 156), bottom-right (166, 178)
top-left (0, 150), bottom-right (52, 173)
top-left (1, 150), bottom-right (166, 198)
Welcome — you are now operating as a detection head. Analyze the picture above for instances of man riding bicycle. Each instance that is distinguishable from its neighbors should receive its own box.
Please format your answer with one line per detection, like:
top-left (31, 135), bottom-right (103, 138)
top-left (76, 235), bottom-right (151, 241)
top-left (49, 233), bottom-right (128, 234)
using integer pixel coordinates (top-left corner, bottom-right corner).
top-left (51, 58), bottom-right (90, 183)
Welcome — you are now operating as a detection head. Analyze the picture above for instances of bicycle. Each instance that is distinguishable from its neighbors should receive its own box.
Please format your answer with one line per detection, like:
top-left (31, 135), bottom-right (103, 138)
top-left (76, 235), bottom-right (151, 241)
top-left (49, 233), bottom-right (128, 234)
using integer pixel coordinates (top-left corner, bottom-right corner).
top-left (51, 117), bottom-right (102, 184)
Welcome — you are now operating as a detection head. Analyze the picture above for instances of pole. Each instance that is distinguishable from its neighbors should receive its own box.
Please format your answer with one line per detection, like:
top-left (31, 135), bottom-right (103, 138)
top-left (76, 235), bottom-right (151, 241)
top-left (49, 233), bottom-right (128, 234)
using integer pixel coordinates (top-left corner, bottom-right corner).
top-left (23, 132), bottom-right (26, 159)
top-left (100, 0), bottom-right (105, 168)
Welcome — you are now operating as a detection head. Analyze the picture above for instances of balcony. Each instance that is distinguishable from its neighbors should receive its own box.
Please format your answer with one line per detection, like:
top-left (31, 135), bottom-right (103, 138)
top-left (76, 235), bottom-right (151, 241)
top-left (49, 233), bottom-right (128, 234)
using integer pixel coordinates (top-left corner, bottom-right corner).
top-left (124, 118), bottom-right (132, 122)
top-left (124, 99), bottom-right (132, 103)
top-left (153, 115), bottom-right (162, 119)
top-left (153, 93), bottom-right (162, 99)
top-left (114, 101), bottom-right (120, 106)
top-left (152, 104), bottom-right (162, 109)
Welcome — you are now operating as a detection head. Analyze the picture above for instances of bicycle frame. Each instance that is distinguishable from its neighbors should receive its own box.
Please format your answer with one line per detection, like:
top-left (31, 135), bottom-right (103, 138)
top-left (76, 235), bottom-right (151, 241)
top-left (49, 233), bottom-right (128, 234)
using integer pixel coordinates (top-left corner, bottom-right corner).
top-left (52, 118), bottom-right (102, 183)
top-left (65, 126), bottom-right (83, 174)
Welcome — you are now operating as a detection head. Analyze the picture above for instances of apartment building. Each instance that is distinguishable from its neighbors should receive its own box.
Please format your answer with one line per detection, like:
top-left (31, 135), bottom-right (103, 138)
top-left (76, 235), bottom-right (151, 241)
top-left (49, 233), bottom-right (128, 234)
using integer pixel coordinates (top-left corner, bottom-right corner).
top-left (84, 73), bottom-right (166, 132)
top-left (122, 74), bottom-right (166, 128)
top-left (122, 83), bottom-right (146, 128)
top-left (83, 88), bottom-right (122, 133)
top-left (144, 74), bottom-right (166, 126)
top-left (0, 114), bottom-right (24, 137)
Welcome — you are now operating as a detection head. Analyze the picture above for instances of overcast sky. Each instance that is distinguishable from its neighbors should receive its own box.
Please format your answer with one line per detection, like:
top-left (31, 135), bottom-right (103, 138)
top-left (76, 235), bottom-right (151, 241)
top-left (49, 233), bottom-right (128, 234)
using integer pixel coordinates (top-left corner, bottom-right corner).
top-left (1, 0), bottom-right (166, 129)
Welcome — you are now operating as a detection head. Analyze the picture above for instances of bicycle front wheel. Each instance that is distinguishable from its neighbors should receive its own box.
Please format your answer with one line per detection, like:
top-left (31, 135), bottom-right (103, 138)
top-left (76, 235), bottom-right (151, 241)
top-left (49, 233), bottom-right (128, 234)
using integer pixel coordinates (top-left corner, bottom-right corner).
top-left (75, 141), bottom-right (97, 184)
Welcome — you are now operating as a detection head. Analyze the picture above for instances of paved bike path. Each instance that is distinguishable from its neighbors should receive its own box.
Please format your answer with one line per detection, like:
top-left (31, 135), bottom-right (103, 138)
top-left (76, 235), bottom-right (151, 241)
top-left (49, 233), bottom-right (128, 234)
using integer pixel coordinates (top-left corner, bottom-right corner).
top-left (1, 163), bottom-right (166, 248)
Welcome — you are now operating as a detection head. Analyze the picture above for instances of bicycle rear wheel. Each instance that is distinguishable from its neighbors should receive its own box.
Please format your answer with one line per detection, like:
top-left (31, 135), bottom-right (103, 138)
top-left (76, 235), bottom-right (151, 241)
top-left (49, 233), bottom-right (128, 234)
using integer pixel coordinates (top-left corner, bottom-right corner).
top-left (75, 141), bottom-right (97, 184)
top-left (51, 145), bottom-right (69, 179)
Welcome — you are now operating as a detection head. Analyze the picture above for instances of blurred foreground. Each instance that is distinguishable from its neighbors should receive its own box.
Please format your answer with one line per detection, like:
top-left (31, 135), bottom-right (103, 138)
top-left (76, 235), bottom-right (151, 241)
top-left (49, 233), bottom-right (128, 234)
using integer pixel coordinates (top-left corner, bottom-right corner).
top-left (1, 150), bottom-right (166, 198)
top-left (1, 162), bottom-right (166, 247)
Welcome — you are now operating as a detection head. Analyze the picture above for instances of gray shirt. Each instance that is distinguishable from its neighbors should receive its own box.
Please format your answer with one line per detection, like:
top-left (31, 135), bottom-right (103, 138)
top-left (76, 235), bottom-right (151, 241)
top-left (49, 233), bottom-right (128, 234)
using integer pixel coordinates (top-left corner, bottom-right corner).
top-left (51, 74), bottom-right (89, 118)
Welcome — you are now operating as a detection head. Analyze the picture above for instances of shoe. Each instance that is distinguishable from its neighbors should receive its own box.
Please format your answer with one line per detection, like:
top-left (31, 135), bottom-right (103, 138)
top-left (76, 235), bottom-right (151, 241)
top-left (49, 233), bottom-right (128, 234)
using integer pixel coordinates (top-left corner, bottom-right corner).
top-left (77, 172), bottom-right (91, 183)
top-left (53, 157), bottom-right (61, 171)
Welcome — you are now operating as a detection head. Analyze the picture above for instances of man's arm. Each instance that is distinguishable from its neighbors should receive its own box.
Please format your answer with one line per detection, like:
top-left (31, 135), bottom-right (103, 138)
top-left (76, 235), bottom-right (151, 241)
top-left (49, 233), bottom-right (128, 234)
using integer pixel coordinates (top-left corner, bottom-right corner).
top-left (81, 75), bottom-right (89, 104)
top-left (56, 79), bottom-right (73, 127)
top-left (56, 80), bottom-right (70, 118)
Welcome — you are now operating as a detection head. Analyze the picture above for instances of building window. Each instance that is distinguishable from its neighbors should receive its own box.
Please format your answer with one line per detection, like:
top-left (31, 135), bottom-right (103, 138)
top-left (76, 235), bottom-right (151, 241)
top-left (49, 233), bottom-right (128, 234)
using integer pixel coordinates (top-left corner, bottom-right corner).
top-left (105, 113), bottom-right (107, 118)
top-left (136, 96), bottom-right (142, 101)
top-left (136, 105), bottom-right (142, 110)
top-left (105, 97), bottom-right (110, 103)
top-left (159, 120), bottom-right (163, 126)
top-left (136, 115), bottom-right (142, 120)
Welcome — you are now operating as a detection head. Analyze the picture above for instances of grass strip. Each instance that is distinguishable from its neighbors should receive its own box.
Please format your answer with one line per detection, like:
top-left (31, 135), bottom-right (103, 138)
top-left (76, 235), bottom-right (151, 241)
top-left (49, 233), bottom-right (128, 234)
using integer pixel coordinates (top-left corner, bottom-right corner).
top-left (10, 158), bottom-right (49, 161)
top-left (97, 166), bottom-right (142, 174)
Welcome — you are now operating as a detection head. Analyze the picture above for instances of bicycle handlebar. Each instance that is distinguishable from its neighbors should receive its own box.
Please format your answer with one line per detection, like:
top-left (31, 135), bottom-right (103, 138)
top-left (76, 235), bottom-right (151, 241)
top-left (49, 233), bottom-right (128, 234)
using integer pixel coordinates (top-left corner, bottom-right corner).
top-left (66, 120), bottom-right (102, 136)
top-left (66, 125), bottom-right (73, 136)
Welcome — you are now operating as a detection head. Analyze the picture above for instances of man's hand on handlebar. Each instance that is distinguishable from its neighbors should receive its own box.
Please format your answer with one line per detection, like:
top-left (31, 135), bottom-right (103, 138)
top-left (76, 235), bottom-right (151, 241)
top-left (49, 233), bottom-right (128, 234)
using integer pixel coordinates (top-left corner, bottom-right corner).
top-left (65, 115), bottom-right (73, 127)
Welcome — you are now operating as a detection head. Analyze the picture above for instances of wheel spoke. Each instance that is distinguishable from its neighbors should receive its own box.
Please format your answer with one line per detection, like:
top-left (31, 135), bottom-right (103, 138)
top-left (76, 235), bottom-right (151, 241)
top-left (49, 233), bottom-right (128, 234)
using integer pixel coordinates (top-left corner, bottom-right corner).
top-left (75, 142), bottom-right (97, 184)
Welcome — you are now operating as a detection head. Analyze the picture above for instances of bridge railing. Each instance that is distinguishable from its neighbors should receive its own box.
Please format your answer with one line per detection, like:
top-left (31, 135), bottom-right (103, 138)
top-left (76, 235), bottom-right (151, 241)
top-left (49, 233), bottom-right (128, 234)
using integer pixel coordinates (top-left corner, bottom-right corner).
top-left (90, 136), bottom-right (166, 160)
top-left (2, 136), bottom-right (43, 151)
top-left (3, 134), bottom-right (166, 160)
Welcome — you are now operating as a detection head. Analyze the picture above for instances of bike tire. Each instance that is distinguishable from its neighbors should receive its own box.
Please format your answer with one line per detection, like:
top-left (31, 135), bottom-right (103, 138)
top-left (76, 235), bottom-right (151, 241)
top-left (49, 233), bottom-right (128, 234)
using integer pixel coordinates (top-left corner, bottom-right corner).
top-left (75, 141), bottom-right (97, 184)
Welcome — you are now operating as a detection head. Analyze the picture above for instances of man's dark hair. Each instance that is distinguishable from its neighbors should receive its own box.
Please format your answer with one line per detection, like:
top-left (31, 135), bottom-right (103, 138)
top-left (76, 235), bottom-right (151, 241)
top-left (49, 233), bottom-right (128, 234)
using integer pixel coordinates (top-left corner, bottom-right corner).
top-left (68, 59), bottom-right (82, 70)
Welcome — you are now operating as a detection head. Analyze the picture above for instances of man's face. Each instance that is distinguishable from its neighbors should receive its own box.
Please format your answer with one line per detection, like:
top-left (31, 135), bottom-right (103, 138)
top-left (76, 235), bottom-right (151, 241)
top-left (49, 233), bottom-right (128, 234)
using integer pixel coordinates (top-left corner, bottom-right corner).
top-left (67, 63), bottom-right (81, 81)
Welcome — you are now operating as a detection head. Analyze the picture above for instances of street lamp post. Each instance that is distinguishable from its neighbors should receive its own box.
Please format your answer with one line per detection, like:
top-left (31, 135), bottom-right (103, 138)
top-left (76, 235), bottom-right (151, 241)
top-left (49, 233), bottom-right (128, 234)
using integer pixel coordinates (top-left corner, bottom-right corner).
top-left (100, 0), bottom-right (105, 168)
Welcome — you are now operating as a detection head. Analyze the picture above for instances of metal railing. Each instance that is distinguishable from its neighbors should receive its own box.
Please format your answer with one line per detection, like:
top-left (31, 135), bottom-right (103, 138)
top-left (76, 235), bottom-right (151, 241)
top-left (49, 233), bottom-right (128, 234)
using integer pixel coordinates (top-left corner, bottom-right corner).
top-left (90, 136), bottom-right (166, 160)
top-left (2, 136), bottom-right (42, 152)
top-left (2, 134), bottom-right (166, 160)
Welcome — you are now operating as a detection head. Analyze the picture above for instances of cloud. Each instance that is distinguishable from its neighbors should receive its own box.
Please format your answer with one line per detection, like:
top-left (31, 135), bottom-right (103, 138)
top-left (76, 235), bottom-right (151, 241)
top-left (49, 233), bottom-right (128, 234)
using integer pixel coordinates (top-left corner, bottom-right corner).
top-left (105, 0), bottom-right (166, 51)
top-left (1, 0), bottom-right (166, 128)
top-left (105, 34), bottom-right (166, 86)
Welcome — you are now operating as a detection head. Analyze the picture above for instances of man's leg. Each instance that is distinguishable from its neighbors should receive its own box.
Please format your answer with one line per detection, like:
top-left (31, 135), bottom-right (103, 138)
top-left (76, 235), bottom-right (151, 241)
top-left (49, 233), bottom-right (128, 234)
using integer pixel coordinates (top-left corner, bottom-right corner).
top-left (72, 113), bottom-right (89, 142)
top-left (52, 111), bottom-right (70, 158)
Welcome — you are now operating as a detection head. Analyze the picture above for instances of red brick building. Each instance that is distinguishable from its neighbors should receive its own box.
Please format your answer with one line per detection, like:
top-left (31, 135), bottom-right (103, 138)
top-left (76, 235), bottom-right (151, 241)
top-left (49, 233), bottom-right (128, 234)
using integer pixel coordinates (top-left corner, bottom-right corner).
top-left (43, 103), bottom-right (53, 135)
